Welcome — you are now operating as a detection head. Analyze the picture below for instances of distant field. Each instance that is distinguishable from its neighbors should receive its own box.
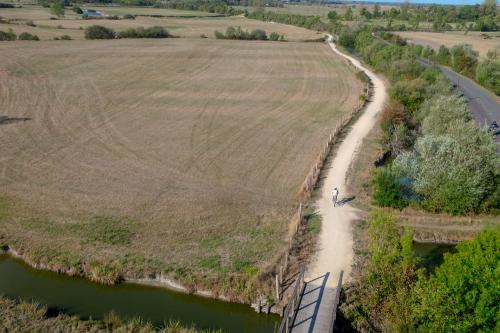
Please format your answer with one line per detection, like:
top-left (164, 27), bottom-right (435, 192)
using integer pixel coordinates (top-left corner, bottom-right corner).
top-left (236, 3), bottom-right (395, 19)
top-left (398, 31), bottom-right (500, 59)
top-left (82, 5), bottom-right (219, 17)
top-left (0, 6), bottom-right (320, 40)
top-left (0, 38), bottom-right (362, 294)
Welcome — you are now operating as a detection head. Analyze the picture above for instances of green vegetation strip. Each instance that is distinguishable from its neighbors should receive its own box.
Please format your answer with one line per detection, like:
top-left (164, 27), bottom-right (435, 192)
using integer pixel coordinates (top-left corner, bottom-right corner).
top-left (337, 27), bottom-right (499, 215)
top-left (341, 210), bottom-right (499, 332)
top-left (0, 295), bottom-right (221, 333)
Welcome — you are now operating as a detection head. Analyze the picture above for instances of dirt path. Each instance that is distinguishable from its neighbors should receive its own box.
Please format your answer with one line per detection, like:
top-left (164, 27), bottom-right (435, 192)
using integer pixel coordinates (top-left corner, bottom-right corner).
top-left (291, 37), bottom-right (387, 333)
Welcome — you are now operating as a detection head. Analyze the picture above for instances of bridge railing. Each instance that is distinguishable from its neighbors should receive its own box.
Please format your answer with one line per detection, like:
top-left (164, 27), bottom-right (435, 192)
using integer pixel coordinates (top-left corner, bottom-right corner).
top-left (329, 270), bottom-right (344, 333)
top-left (277, 267), bottom-right (305, 333)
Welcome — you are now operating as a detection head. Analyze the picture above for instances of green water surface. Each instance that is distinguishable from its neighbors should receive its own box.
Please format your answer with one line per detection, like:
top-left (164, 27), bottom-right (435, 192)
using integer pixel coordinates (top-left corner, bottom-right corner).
top-left (0, 254), bottom-right (279, 333)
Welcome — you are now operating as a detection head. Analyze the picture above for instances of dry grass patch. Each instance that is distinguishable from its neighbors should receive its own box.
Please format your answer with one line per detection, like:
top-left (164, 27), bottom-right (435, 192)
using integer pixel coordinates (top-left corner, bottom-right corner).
top-left (398, 31), bottom-right (500, 59)
top-left (0, 38), bottom-right (362, 298)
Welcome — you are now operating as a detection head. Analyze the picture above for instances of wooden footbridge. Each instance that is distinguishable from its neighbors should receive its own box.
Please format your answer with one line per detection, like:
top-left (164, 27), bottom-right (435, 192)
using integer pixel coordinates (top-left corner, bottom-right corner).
top-left (277, 269), bottom-right (344, 333)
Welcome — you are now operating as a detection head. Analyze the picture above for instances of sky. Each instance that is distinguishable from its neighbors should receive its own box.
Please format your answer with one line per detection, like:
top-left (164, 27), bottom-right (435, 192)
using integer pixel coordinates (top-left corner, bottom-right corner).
top-left (347, 0), bottom-right (484, 4)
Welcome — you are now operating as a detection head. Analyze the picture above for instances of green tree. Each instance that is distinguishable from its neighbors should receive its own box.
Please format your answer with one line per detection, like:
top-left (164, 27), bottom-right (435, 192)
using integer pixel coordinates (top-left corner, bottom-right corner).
top-left (338, 29), bottom-right (356, 49)
top-left (50, 0), bottom-right (65, 17)
top-left (373, 4), bottom-right (381, 18)
top-left (372, 167), bottom-right (409, 209)
top-left (344, 7), bottom-right (353, 21)
top-left (389, 79), bottom-right (427, 113)
top-left (476, 59), bottom-right (500, 95)
top-left (450, 44), bottom-right (479, 77)
top-left (72, 5), bottom-right (82, 14)
top-left (480, 0), bottom-right (498, 17)
top-left (343, 210), bottom-right (418, 331)
top-left (84, 25), bottom-right (116, 40)
top-left (327, 10), bottom-right (338, 22)
top-left (414, 229), bottom-right (500, 332)
top-left (394, 98), bottom-right (498, 215)
top-left (436, 45), bottom-right (451, 65)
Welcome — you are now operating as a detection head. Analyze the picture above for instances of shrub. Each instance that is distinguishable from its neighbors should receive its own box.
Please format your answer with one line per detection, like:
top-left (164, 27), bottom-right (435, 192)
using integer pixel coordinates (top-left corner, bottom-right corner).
top-left (213, 26), bottom-right (273, 41)
top-left (123, 14), bottom-right (135, 19)
top-left (60, 34), bottom-right (71, 40)
top-left (389, 79), bottom-right (427, 113)
top-left (327, 10), bottom-right (338, 22)
top-left (250, 29), bottom-right (267, 40)
top-left (421, 46), bottom-right (435, 58)
top-left (435, 45), bottom-right (451, 65)
top-left (0, 29), bottom-right (16, 41)
top-left (50, 1), bottom-right (64, 17)
top-left (25, 20), bottom-right (36, 27)
top-left (72, 5), bottom-right (82, 14)
top-left (450, 43), bottom-right (479, 77)
top-left (479, 177), bottom-right (500, 213)
top-left (372, 167), bottom-right (409, 209)
top-left (84, 25), bottom-right (115, 40)
top-left (118, 26), bottom-right (170, 39)
top-left (389, 59), bottom-right (424, 81)
top-left (0, 3), bottom-right (15, 8)
top-left (475, 59), bottom-right (500, 95)
top-left (269, 32), bottom-right (279, 41)
top-left (338, 29), bottom-right (356, 49)
top-left (18, 32), bottom-right (39, 40)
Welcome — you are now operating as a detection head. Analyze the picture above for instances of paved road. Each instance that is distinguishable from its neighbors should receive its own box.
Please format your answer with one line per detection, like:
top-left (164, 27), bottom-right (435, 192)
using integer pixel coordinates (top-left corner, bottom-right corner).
top-left (417, 57), bottom-right (500, 142)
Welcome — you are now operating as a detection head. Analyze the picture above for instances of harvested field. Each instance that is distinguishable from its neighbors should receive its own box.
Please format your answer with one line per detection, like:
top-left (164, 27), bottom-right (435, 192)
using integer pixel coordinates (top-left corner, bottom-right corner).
top-left (0, 38), bottom-right (362, 296)
top-left (82, 5), bottom-right (219, 17)
top-left (398, 31), bottom-right (500, 59)
top-left (235, 4), bottom-right (395, 18)
top-left (0, 6), bottom-right (320, 41)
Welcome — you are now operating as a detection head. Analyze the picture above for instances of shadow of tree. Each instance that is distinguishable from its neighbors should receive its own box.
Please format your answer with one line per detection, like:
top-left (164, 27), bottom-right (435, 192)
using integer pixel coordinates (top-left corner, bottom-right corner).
top-left (0, 116), bottom-right (31, 125)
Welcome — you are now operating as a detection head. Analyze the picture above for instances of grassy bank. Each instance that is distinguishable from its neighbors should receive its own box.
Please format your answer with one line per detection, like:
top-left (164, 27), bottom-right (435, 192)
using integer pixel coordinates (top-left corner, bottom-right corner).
top-left (0, 295), bottom-right (220, 333)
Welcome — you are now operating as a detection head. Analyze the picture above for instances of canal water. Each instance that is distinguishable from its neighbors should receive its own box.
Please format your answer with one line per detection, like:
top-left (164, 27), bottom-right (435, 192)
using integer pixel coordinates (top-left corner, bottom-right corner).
top-left (413, 242), bottom-right (456, 272)
top-left (0, 254), bottom-right (279, 333)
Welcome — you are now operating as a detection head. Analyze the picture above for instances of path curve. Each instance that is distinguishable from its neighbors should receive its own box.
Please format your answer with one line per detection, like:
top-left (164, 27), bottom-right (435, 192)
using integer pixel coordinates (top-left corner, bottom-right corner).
top-left (290, 36), bottom-right (387, 333)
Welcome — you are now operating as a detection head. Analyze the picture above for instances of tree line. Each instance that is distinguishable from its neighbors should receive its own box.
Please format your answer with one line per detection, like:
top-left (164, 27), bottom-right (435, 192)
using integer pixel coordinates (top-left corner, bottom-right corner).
top-left (410, 41), bottom-right (499, 96)
top-left (326, 0), bottom-right (498, 32)
top-left (214, 26), bottom-right (285, 41)
top-left (245, 9), bottom-right (328, 31)
top-left (342, 210), bottom-right (499, 332)
top-left (337, 27), bottom-right (499, 215)
top-left (38, 0), bottom-right (245, 16)
top-left (84, 25), bottom-right (172, 39)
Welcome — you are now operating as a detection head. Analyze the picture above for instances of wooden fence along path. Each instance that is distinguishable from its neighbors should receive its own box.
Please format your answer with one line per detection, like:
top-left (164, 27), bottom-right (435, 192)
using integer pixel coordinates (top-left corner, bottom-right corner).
top-left (273, 80), bottom-right (370, 303)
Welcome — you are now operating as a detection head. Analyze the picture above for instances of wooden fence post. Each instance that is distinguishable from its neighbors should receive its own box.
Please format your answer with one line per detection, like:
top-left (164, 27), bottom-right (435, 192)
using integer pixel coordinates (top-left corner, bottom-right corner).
top-left (276, 274), bottom-right (280, 300)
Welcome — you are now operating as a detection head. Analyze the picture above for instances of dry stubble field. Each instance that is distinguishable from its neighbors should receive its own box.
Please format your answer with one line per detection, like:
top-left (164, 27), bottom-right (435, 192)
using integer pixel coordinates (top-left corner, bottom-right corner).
top-left (398, 31), bottom-right (500, 59)
top-left (0, 37), bottom-right (362, 297)
top-left (0, 6), bottom-right (321, 41)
